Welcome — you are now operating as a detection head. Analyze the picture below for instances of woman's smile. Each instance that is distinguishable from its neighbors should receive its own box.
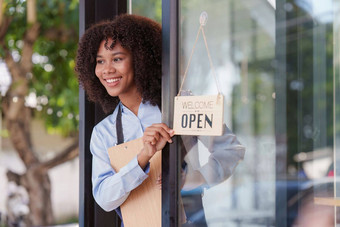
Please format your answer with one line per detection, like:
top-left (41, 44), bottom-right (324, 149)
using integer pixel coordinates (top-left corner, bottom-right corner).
top-left (105, 77), bottom-right (121, 84)
top-left (104, 77), bottom-right (122, 86)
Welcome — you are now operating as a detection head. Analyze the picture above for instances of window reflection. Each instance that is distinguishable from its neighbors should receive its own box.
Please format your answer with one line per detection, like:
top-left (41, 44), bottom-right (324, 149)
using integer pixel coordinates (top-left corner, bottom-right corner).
top-left (180, 0), bottom-right (276, 225)
top-left (180, 125), bottom-right (245, 225)
top-left (179, 0), bottom-right (337, 226)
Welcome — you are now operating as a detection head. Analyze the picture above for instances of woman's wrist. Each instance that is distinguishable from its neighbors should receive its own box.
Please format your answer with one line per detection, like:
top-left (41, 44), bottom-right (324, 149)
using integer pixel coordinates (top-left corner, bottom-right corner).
top-left (137, 148), bottom-right (152, 170)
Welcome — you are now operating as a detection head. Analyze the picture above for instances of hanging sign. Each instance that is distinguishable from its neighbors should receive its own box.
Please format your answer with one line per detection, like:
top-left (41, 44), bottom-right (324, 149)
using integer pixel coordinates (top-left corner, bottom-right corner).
top-left (173, 12), bottom-right (224, 136)
top-left (173, 94), bottom-right (224, 136)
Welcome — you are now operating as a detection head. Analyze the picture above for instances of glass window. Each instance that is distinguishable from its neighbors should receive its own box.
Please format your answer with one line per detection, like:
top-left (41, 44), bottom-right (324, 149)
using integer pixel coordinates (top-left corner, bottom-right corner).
top-left (178, 0), bottom-right (337, 226)
top-left (128, 0), bottom-right (161, 23)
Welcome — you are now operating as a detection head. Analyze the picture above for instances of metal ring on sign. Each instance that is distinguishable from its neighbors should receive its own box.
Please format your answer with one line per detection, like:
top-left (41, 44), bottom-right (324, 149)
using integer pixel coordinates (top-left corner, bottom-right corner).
top-left (200, 11), bottom-right (208, 26)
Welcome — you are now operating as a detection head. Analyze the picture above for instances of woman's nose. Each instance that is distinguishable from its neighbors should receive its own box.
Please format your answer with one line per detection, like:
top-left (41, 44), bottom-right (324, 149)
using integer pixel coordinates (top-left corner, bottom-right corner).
top-left (103, 62), bottom-right (116, 74)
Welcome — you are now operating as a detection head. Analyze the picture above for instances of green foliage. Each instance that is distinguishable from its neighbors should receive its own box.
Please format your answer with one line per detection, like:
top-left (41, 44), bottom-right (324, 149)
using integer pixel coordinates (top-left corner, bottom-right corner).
top-left (131, 0), bottom-right (161, 23)
top-left (2, 0), bottom-right (79, 136)
top-left (3, 0), bottom-right (26, 54)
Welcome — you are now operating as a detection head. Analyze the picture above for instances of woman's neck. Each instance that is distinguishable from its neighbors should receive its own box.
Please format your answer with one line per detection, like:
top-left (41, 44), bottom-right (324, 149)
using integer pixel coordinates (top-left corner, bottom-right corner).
top-left (119, 93), bottom-right (142, 116)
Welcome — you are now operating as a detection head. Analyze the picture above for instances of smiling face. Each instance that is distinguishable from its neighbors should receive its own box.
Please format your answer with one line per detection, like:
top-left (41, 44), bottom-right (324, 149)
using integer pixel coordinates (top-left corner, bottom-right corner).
top-left (95, 39), bottom-right (139, 100)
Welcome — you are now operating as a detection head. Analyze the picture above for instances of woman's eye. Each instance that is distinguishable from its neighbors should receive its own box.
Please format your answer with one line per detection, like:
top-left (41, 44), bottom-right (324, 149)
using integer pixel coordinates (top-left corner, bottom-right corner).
top-left (113, 58), bottom-right (122, 62)
top-left (96, 60), bottom-right (104, 64)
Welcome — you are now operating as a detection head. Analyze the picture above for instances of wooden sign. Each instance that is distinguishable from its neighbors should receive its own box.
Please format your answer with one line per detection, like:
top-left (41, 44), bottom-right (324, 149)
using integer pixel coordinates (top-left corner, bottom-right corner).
top-left (108, 138), bottom-right (161, 227)
top-left (173, 94), bottom-right (224, 136)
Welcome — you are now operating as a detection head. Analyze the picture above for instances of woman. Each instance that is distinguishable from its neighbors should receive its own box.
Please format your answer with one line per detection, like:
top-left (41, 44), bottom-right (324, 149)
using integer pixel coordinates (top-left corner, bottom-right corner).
top-left (75, 14), bottom-right (173, 223)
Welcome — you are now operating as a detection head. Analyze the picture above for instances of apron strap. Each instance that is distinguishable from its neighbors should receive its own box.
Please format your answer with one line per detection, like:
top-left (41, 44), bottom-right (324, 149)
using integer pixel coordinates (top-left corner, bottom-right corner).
top-left (114, 104), bottom-right (124, 224)
top-left (116, 105), bottom-right (124, 145)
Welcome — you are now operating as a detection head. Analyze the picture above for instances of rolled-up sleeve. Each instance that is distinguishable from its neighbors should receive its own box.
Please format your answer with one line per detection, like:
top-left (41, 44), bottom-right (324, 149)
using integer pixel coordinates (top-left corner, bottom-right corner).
top-left (199, 124), bottom-right (245, 186)
top-left (183, 124), bottom-right (245, 187)
top-left (90, 127), bottom-right (149, 212)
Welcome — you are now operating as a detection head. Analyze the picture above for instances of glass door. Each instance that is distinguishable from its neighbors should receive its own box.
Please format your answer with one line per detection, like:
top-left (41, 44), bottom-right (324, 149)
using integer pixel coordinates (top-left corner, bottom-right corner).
top-left (175, 0), bottom-right (338, 226)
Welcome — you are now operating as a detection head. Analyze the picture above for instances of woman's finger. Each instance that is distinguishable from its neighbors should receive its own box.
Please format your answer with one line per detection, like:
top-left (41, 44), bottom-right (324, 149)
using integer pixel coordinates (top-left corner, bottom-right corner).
top-left (145, 126), bottom-right (172, 143)
top-left (143, 136), bottom-right (158, 145)
top-left (143, 130), bottom-right (160, 142)
top-left (150, 123), bottom-right (174, 135)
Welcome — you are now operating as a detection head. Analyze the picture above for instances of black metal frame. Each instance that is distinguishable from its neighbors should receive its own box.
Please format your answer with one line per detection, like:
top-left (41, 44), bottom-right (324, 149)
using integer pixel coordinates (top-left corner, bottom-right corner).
top-left (161, 0), bottom-right (180, 226)
top-left (275, 1), bottom-right (287, 226)
top-left (78, 1), bottom-right (127, 226)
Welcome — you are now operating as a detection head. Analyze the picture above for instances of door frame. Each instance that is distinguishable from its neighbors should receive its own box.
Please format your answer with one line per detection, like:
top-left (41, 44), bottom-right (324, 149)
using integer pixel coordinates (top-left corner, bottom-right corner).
top-left (78, 0), bottom-right (181, 226)
top-left (161, 0), bottom-right (180, 226)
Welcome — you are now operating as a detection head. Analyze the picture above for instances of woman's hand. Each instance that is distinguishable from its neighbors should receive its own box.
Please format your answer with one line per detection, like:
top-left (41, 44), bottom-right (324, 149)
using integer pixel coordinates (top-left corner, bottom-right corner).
top-left (138, 123), bottom-right (174, 169)
top-left (143, 123), bottom-right (174, 154)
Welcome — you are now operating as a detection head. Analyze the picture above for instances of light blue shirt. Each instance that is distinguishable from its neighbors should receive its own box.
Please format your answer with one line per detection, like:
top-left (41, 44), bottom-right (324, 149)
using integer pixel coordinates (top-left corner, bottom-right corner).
top-left (90, 101), bottom-right (161, 219)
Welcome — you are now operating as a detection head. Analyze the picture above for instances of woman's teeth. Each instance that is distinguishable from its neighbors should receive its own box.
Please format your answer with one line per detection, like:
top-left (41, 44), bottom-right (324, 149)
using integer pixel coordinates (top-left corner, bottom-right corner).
top-left (106, 78), bottom-right (121, 83)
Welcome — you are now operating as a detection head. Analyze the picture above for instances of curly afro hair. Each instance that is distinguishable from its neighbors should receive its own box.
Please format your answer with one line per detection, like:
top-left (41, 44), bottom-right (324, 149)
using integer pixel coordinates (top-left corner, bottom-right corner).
top-left (75, 14), bottom-right (162, 114)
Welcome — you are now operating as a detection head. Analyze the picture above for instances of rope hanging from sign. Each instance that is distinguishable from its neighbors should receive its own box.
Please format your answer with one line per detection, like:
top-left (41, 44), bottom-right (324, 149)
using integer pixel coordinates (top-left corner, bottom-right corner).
top-left (177, 11), bottom-right (222, 96)
top-left (173, 12), bottom-right (224, 136)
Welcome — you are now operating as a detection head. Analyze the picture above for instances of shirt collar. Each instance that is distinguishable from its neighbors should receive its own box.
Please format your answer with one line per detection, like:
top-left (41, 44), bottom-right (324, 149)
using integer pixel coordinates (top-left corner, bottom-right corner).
top-left (119, 100), bottom-right (151, 114)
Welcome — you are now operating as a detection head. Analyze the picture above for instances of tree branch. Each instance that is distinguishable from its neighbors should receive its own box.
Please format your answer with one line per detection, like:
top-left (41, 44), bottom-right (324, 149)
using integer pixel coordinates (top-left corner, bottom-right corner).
top-left (0, 0), bottom-right (3, 25)
top-left (6, 112), bottom-right (39, 167)
top-left (6, 170), bottom-right (22, 185)
top-left (21, 23), bottom-right (40, 74)
top-left (27, 0), bottom-right (37, 24)
top-left (6, 169), bottom-right (31, 189)
top-left (3, 45), bottom-right (23, 81)
top-left (20, 0), bottom-right (39, 75)
top-left (2, 58), bottom-right (28, 121)
top-left (40, 137), bottom-right (79, 171)
top-left (0, 16), bottom-right (11, 41)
